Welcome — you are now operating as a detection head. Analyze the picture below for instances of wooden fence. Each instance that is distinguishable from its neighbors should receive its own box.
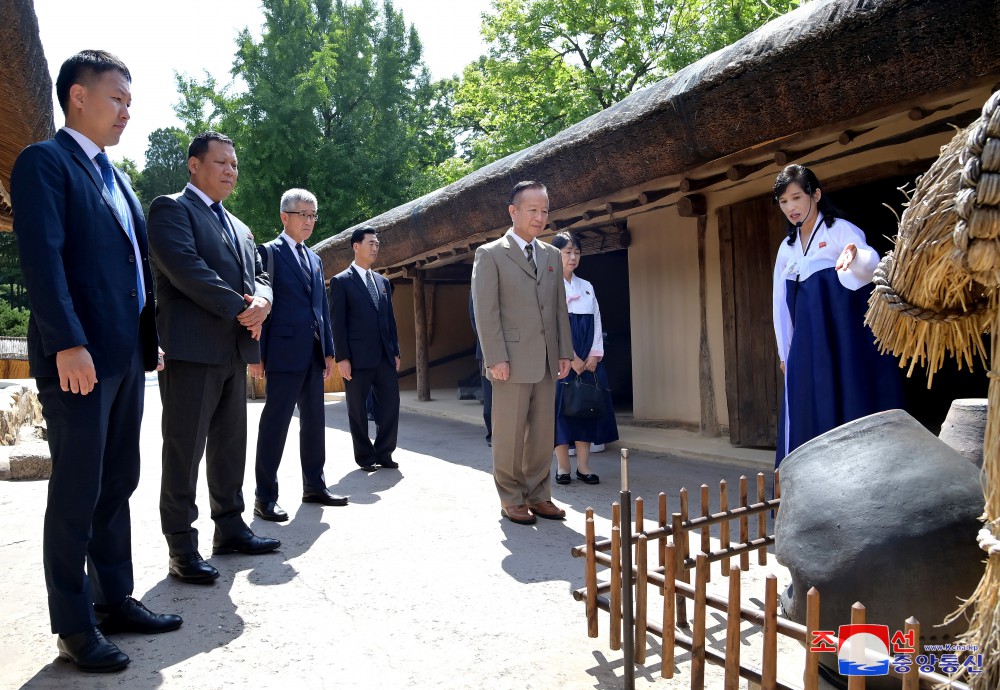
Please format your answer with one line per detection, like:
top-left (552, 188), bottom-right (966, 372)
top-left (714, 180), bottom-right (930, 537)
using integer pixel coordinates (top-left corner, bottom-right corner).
top-left (571, 469), bottom-right (972, 689)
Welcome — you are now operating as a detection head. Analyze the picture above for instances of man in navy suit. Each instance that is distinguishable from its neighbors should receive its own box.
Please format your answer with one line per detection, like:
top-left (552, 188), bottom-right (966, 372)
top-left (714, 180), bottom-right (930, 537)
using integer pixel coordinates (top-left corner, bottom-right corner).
top-left (12, 50), bottom-right (181, 673)
top-left (249, 189), bottom-right (348, 521)
top-left (148, 132), bottom-right (279, 586)
top-left (329, 227), bottom-right (401, 471)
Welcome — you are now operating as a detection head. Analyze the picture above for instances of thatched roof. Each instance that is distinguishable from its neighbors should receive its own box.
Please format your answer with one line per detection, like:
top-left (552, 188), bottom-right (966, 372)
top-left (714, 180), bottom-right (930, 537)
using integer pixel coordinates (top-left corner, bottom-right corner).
top-left (315, 0), bottom-right (1000, 274)
top-left (0, 0), bottom-right (54, 231)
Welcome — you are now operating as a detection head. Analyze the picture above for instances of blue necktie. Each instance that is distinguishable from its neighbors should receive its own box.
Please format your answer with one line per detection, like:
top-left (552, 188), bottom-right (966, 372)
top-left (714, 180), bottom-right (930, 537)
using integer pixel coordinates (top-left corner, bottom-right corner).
top-left (95, 152), bottom-right (144, 313)
top-left (210, 202), bottom-right (239, 251)
top-left (295, 244), bottom-right (313, 292)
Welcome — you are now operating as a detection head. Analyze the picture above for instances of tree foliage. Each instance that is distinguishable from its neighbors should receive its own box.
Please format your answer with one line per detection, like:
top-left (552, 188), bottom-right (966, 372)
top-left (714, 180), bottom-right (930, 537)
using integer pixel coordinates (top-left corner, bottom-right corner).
top-left (135, 127), bottom-right (189, 211)
top-left (172, 0), bottom-right (455, 243)
top-left (454, 0), bottom-right (802, 167)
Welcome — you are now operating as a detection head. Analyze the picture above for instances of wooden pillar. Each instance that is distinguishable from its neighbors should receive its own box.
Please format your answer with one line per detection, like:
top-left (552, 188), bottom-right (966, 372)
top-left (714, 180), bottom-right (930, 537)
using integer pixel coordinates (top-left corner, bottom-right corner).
top-left (412, 269), bottom-right (431, 401)
top-left (697, 214), bottom-right (721, 436)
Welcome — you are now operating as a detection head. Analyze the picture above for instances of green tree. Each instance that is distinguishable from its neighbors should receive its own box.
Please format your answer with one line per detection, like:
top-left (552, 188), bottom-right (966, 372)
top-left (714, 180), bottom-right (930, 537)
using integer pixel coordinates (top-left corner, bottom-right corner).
top-left (136, 127), bottom-right (190, 211)
top-left (173, 0), bottom-right (455, 243)
top-left (0, 301), bottom-right (29, 337)
top-left (454, 0), bottom-right (802, 166)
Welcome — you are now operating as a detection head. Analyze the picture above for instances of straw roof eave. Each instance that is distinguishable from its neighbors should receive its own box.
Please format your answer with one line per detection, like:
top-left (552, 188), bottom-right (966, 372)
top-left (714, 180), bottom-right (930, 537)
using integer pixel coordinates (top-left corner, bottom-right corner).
top-left (315, 0), bottom-right (1000, 274)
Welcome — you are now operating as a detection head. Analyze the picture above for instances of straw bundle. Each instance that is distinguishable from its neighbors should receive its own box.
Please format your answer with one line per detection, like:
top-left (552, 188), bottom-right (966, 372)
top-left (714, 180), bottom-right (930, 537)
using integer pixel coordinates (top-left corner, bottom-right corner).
top-left (868, 90), bottom-right (1000, 689)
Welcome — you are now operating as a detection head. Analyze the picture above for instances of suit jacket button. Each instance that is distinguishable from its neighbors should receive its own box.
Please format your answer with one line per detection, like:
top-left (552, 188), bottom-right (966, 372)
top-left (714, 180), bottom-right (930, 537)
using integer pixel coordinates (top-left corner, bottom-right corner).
top-left (130, 288), bottom-right (138, 297)
top-left (128, 255), bottom-right (135, 263)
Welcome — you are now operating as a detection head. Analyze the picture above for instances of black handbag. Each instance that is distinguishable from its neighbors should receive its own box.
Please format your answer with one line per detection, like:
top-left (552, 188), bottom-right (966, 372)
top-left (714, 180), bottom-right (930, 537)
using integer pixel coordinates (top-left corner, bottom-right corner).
top-left (561, 372), bottom-right (608, 419)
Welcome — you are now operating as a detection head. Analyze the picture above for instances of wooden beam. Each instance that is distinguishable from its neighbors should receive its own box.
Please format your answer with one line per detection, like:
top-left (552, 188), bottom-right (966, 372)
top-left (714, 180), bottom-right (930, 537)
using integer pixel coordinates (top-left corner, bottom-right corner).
top-left (697, 214), bottom-right (720, 437)
top-left (412, 269), bottom-right (430, 401)
top-left (726, 161), bottom-right (771, 182)
top-left (907, 99), bottom-right (966, 120)
top-left (677, 194), bottom-right (707, 218)
top-left (638, 186), bottom-right (679, 205)
top-left (679, 172), bottom-right (729, 193)
top-left (553, 215), bottom-right (585, 230)
top-left (838, 126), bottom-right (876, 145)
top-left (580, 207), bottom-right (606, 222)
top-left (606, 199), bottom-right (643, 214)
top-left (773, 142), bottom-right (828, 167)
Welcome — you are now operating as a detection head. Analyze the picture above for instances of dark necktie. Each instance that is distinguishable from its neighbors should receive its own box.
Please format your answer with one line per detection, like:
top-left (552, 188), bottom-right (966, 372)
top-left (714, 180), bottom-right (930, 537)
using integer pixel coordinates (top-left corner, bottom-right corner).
top-left (210, 202), bottom-right (239, 250)
top-left (365, 270), bottom-right (379, 309)
top-left (525, 242), bottom-right (536, 275)
top-left (95, 152), bottom-right (144, 312)
top-left (295, 243), bottom-right (313, 292)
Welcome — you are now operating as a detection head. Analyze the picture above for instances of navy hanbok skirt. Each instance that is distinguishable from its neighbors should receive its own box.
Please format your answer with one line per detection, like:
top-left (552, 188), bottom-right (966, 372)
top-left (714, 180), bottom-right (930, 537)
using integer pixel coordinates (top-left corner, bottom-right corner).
top-left (555, 312), bottom-right (619, 446)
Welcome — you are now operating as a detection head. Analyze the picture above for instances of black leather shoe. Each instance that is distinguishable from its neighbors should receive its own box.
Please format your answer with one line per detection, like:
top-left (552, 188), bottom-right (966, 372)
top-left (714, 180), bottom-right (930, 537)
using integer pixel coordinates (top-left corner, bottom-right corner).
top-left (377, 457), bottom-right (399, 469)
top-left (168, 552), bottom-right (220, 584)
top-left (213, 530), bottom-right (280, 555)
top-left (96, 596), bottom-right (182, 635)
top-left (254, 500), bottom-right (289, 522)
top-left (302, 488), bottom-right (348, 506)
top-left (576, 470), bottom-right (600, 485)
top-left (358, 462), bottom-right (378, 471)
top-left (57, 627), bottom-right (130, 673)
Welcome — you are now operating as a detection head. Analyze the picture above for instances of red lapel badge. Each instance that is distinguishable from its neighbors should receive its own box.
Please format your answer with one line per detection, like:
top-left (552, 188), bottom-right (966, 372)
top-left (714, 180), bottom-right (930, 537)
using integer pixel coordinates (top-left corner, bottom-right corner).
top-left (818, 241), bottom-right (827, 248)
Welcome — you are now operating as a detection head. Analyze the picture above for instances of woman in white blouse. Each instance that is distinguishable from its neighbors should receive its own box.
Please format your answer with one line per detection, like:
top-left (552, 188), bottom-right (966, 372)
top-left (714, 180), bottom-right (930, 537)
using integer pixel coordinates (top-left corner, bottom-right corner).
top-left (551, 232), bottom-right (618, 485)
top-left (772, 165), bottom-right (903, 466)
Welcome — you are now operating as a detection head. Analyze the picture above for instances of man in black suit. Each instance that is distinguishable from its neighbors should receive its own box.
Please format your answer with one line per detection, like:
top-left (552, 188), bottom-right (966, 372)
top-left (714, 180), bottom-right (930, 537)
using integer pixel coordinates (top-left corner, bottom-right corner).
top-left (329, 227), bottom-right (401, 471)
top-left (12, 50), bottom-right (181, 673)
top-left (249, 189), bottom-right (348, 521)
top-left (148, 132), bottom-right (278, 585)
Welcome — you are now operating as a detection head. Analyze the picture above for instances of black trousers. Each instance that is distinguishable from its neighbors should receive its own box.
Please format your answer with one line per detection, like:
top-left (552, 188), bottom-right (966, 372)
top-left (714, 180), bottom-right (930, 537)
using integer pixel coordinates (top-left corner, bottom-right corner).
top-left (37, 339), bottom-right (144, 635)
top-left (343, 355), bottom-right (399, 465)
top-left (159, 355), bottom-right (249, 555)
top-left (254, 348), bottom-right (327, 501)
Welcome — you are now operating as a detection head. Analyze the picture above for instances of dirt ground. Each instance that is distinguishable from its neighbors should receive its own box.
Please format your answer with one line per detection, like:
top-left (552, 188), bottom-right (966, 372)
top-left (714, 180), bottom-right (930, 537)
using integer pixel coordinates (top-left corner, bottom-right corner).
top-left (0, 380), bottom-right (823, 690)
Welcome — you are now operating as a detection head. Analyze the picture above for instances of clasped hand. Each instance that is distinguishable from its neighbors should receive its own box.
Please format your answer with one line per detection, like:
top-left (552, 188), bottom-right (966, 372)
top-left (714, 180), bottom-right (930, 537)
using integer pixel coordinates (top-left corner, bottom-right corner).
top-left (238, 294), bottom-right (271, 340)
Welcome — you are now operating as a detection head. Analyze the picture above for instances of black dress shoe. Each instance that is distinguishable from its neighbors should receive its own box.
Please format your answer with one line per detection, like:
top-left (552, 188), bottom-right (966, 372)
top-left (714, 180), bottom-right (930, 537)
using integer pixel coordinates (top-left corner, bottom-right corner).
top-left (168, 552), bottom-right (220, 584)
top-left (302, 488), bottom-right (349, 506)
top-left (358, 462), bottom-right (378, 471)
top-left (57, 627), bottom-right (130, 673)
top-left (254, 500), bottom-right (289, 522)
top-left (576, 470), bottom-right (600, 485)
top-left (96, 596), bottom-right (183, 635)
top-left (377, 457), bottom-right (399, 469)
top-left (213, 530), bottom-right (281, 555)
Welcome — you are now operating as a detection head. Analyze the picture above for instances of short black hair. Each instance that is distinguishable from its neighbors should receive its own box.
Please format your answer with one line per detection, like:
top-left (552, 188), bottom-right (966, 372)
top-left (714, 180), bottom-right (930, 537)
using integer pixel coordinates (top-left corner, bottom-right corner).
top-left (351, 226), bottom-right (377, 246)
top-left (508, 180), bottom-right (547, 206)
top-left (550, 231), bottom-right (581, 251)
top-left (188, 131), bottom-right (235, 160)
top-left (55, 50), bottom-right (131, 115)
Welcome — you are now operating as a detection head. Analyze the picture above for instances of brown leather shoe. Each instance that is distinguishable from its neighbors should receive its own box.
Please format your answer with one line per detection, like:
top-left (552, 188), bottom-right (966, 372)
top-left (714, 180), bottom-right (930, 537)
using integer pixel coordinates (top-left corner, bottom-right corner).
top-left (501, 504), bottom-right (537, 525)
top-left (529, 500), bottom-right (566, 520)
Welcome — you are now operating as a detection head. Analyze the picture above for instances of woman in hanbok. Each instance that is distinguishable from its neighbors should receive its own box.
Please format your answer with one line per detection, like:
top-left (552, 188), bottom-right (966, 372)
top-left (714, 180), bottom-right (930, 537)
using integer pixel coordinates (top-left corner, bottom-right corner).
top-left (551, 232), bottom-right (618, 485)
top-left (772, 165), bottom-right (903, 466)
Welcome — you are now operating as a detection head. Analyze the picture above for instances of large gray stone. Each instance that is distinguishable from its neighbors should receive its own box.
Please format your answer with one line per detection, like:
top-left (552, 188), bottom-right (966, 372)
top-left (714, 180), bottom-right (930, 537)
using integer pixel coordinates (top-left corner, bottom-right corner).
top-left (775, 410), bottom-right (984, 687)
top-left (938, 398), bottom-right (987, 468)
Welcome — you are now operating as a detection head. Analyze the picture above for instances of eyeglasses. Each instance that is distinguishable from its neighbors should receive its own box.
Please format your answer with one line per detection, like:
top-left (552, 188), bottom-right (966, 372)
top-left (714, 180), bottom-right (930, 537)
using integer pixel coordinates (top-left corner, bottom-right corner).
top-left (286, 211), bottom-right (319, 221)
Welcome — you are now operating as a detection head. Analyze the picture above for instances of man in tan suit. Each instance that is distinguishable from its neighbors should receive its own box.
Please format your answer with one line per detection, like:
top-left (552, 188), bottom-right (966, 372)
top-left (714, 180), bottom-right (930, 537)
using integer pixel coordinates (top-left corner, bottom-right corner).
top-left (472, 181), bottom-right (573, 525)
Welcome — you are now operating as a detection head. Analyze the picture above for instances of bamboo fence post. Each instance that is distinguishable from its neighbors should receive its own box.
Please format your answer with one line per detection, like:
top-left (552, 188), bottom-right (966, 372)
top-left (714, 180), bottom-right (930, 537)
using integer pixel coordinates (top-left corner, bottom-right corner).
top-left (662, 539), bottom-right (677, 678)
top-left (757, 473), bottom-right (768, 566)
top-left (724, 565), bottom-right (742, 689)
top-left (658, 492), bottom-right (667, 595)
top-left (902, 617), bottom-right (919, 690)
top-left (762, 574), bottom-right (779, 690)
top-left (635, 534), bottom-right (648, 664)
top-left (672, 512), bottom-right (688, 626)
top-left (700, 484), bottom-right (711, 579)
top-left (847, 603), bottom-right (866, 690)
top-left (804, 587), bottom-right (820, 690)
top-left (739, 476), bottom-right (749, 571)
top-left (613, 500), bottom-right (621, 534)
top-left (720, 479), bottom-right (731, 577)
top-left (586, 508), bottom-right (598, 638)
top-left (610, 525), bottom-right (622, 651)
top-left (692, 553), bottom-right (709, 690)
top-left (773, 468), bottom-right (781, 517)
top-left (635, 496), bottom-right (644, 562)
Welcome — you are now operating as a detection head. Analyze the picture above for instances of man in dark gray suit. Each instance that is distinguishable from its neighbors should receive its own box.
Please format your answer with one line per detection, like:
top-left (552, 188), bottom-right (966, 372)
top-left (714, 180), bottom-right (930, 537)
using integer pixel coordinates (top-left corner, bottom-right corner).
top-left (148, 131), bottom-right (279, 585)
